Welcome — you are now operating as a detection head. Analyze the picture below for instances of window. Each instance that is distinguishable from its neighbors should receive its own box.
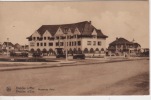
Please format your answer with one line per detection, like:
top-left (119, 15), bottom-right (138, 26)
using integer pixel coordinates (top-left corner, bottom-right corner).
top-left (30, 42), bottom-right (35, 46)
top-left (78, 41), bottom-right (81, 46)
top-left (37, 37), bottom-right (39, 40)
top-left (98, 41), bottom-right (101, 46)
top-left (44, 43), bottom-right (46, 46)
top-left (75, 41), bottom-right (76, 46)
top-left (44, 37), bottom-right (46, 40)
top-left (87, 41), bottom-right (91, 45)
top-left (37, 43), bottom-right (39, 46)
top-left (69, 42), bottom-right (71, 46)
top-left (93, 35), bottom-right (97, 38)
top-left (33, 37), bottom-right (36, 40)
top-left (41, 43), bottom-right (43, 46)
top-left (49, 42), bottom-right (53, 46)
top-left (48, 37), bottom-right (50, 40)
top-left (93, 41), bottom-right (96, 46)
top-left (60, 42), bottom-right (63, 46)
top-left (56, 42), bottom-right (59, 46)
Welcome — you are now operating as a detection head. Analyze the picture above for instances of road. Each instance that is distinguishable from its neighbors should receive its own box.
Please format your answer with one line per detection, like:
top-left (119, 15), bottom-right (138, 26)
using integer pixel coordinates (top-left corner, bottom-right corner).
top-left (0, 59), bottom-right (149, 96)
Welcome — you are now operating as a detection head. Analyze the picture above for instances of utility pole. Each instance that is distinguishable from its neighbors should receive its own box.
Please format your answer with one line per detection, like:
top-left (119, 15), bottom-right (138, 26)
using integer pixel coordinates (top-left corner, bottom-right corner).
top-left (66, 34), bottom-right (68, 61)
top-left (7, 38), bottom-right (9, 56)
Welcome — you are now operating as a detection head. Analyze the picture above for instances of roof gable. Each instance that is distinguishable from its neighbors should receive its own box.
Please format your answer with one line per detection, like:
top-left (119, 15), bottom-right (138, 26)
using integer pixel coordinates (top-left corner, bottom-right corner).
top-left (30, 21), bottom-right (108, 38)
top-left (91, 29), bottom-right (97, 35)
top-left (32, 31), bottom-right (41, 37)
top-left (55, 27), bottom-right (64, 36)
top-left (74, 27), bottom-right (81, 35)
top-left (43, 30), bottom-right (52, 37)
top-left (3, 42), bottom-right (14, 46)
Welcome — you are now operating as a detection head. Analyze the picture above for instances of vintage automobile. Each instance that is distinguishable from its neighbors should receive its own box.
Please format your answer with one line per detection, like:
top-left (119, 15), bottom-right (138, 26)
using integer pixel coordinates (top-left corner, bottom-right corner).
top-left (32, 52), bottom-right (42, 57)
top-left (73, 53), bottom-right (85, 59)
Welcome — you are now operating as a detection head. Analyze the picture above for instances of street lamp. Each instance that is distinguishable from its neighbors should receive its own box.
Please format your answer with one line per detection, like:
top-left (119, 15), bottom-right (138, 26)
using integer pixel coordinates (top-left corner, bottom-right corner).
top-left (64, 28), bottom-right (68, 61)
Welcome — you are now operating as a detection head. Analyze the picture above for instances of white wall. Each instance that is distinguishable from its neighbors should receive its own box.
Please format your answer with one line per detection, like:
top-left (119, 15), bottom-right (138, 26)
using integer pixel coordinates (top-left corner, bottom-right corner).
top-left (81, 38), bottom-right (106, 51)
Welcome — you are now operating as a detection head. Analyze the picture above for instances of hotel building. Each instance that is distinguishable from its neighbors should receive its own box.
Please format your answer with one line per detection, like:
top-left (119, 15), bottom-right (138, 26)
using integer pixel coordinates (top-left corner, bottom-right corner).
top-left (27, 21), bottom-right (108, 56)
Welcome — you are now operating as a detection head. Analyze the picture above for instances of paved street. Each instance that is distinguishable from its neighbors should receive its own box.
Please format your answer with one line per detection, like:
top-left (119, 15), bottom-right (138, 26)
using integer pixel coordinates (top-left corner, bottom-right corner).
top-left (0, 59), bottom-right (149, 96)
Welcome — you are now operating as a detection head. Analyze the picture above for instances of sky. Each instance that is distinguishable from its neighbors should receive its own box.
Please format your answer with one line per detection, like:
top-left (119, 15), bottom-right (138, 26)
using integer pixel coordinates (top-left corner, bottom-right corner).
top-left (0, 1), bottom-right (149, 48)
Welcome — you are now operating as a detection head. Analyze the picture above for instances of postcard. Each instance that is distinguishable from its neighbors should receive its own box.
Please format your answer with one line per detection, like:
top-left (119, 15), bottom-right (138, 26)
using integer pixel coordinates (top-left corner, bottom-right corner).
top-left (0, 0), bottom-right (149, 96)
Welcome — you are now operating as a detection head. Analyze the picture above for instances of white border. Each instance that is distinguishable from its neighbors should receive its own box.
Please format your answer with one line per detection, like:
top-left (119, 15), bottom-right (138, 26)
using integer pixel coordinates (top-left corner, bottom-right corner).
top-left (0, 0), bottom-right (150, 100)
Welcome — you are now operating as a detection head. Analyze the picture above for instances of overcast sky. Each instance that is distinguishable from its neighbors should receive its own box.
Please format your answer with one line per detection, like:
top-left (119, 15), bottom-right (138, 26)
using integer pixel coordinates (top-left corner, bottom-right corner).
top-left (0, 1), bottom-right (149, 48)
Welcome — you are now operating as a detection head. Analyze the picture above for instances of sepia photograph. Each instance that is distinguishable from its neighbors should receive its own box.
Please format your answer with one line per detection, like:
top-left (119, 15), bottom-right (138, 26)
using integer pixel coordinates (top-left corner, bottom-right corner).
top-left (0, 0), bottom-right (149, 96)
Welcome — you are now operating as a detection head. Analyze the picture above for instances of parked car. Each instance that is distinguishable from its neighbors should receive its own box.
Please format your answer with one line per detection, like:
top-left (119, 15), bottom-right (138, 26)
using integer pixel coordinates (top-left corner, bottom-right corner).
top-left (56, 54), bottom-right (66, 58)
top-left (32, 52), bottom-right (42, 57)
top-left (73, 53), bottom-right (85, 59)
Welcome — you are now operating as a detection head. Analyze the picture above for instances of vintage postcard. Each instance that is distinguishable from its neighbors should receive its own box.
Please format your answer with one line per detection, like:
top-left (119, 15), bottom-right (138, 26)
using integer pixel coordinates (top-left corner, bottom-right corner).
top-left (0, 0), bottom-right (149, 96)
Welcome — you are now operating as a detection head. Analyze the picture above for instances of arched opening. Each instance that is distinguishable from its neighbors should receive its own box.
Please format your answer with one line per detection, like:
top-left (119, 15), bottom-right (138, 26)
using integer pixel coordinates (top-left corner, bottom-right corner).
top-left (101, 48), bottom-right (104, 51)
top-left (42, 48), bottom-right (47, 53)
top-left (100, 48), bottom-right (105, 54)
top-left (95, 48), bottom-right (99, 54)
top-left (77, 48), bottom-right (82, 54)
top-left (95, 48), bottom-right (99, 51)
top-left (42, 48), bottom-right (48, 56)
top-left (90, 48), bottom-right (94, 53)
top-left (83, 48), bottom-right (89, 53)
top-left (30, 48), bottom-right (35, 53)
top-left (37, 48), bottom-right (41, 53)
top-left (49, 48), bottom-right (53, 53)
top-left (49, 48), bottom-right (54, 55)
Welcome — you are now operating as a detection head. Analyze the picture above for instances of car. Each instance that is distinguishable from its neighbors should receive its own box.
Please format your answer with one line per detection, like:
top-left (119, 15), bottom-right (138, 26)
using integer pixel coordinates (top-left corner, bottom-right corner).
top-left (56, 54), bottom-right (66, 58)
top-left (32, 52), bottom-right (42, 57)
top-left (73, 53), bottom-right (85, 59)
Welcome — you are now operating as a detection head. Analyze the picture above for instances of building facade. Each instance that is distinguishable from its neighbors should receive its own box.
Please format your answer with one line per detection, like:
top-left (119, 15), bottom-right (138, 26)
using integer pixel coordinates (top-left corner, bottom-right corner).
top-left (27, 21), bottom-right (108, 56)
top-left (108, 37), bottom-right (141, 56)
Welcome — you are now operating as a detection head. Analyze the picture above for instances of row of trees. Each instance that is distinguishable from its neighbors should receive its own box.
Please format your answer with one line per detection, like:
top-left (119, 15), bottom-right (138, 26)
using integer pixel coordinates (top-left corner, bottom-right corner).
top-left (30, 48), bottom-right (105, 54)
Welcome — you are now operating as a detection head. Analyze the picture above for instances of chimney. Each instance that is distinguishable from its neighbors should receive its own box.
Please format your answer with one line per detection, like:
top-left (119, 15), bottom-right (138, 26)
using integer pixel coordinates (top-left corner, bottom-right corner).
top-left (89, 21), bottom-right (91, 24)
top-left (116, 37), bottom-right (118, 40)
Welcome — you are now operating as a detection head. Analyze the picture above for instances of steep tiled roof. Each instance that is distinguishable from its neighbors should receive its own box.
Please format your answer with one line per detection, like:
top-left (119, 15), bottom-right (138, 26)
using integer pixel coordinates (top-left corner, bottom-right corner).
top-left (109, 37), bottom-right (141, 47)
top-left (3, 42), bottom-right (14, 46)
top-left (109, 38), bottom-right (133, 46)
top-left (133, 43), bottom-right (141, 47)
top-left (33, 21), bottom-right (108, 38)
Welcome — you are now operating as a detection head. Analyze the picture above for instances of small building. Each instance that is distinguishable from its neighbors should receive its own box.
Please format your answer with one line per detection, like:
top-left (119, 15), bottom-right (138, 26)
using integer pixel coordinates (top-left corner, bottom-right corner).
top-left (108, 37), bottom-right (141, 56)
top-left (2, 42), bottom-right (14, 52)
top-left (14, 43), bottom-right (21, 51)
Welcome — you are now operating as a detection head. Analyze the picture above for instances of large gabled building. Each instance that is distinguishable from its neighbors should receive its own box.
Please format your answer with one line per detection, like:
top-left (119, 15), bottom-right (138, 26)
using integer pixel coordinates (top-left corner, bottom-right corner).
top-left (27, 21), bottom-right (108, 56)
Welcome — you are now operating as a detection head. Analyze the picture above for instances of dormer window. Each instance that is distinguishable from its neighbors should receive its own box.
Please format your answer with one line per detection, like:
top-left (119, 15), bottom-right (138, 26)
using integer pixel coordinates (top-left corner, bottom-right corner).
top-left (93, 35), bottom-right (97, 38)
top-left (64, 28), bottom-right (68, 33)
top-left (98, 41), bottom-right (101, 46)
